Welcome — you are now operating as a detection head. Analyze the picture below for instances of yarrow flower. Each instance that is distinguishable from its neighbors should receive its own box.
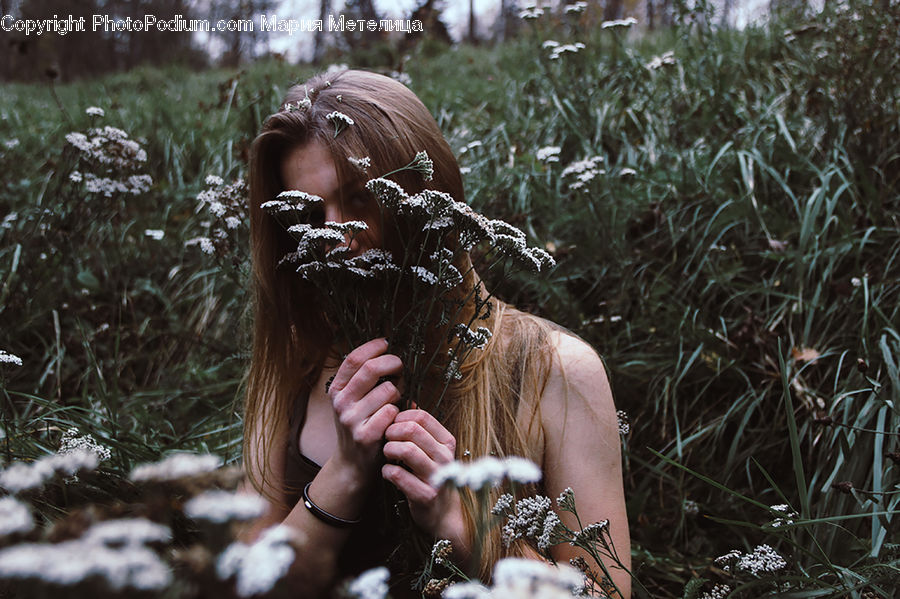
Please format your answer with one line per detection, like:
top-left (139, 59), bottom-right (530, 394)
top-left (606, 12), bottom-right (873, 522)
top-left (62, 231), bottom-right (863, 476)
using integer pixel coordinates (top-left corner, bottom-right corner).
top-left (0, 497), bottom-right (33, 537)
top-left (492, 558), bottom-right (584, 594)
top-left (519, 6), bottom-right (544, 19)
top-left (601, 17), bottom-right (638, 29)
top-left (562, 156), bottom-right (605, 190)
top-left (616, 410), bottom-right (630, 435)
top-left (565, 1), bottom-right (588, 13)
top-left (130, 452), bottom-right (222, 483)
top-left (85, 106), bottom-right (105, 117)
top-left (768, 504), bottom-right (798, 528)
top-left (0, 539), bottom-right (172, 591)
top-left (348, 156), bottom-right (371, 172)
top-left (715, 544), bottom-right (787, 575)
top-left (431, 456), bottom-right (541, 490)
top-left (0, 449), bottom-right (99, 494)
top-left (430, 539), bottom-right (453, 565)
top-left (326, 111), bottom-right (354, 137)
top-left (346, 566), bottom-right (389, 599)
top-left (699, 584), bottom-right (732, 599)
top-left (645, 50), bottom-right (676, 70)
top-left (536, 146), bottom-right (561, 162)
top-left (184, 490), bottom-right (267, 524)
top-left (59, 427), bottom-right (111, 462)
top-left (411, 150), bottom-right (434, 181)
top-left (144, 229), bottom-right (165, 240)
top-left (0, 349), bottom-right (22, 367)
top-left (217, 525), bottom-right (298, 597)
top-left (500, 495), bottom-right (554, 547)
top-left (548, 42), bottom-right (586, 60)
top-left (3, 138), bottom-right (20, 150)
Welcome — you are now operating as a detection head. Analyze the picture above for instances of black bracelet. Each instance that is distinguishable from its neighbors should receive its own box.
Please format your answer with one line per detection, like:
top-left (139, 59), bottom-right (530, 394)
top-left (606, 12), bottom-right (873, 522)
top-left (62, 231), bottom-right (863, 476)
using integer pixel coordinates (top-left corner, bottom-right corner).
top-left (302, 482), bottom-right (361, 528)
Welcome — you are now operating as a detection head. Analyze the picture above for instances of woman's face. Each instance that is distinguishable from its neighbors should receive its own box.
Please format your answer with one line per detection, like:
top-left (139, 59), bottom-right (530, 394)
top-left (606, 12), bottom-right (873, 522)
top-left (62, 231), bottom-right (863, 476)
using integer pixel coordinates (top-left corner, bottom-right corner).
top-left (279, 141), bottom-right (382, 256)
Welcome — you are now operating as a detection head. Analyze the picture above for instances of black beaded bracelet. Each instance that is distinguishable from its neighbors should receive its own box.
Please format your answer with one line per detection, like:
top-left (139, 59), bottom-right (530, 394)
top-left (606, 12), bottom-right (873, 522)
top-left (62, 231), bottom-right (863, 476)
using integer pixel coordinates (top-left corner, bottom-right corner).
top-left (302, 482), bottom-right (361, 528)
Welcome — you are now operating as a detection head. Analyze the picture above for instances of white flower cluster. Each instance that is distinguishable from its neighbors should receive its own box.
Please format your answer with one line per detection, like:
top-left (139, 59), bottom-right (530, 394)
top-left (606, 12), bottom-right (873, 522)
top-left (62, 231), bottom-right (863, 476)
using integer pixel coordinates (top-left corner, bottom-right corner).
top-left (715, 544), bottom-right (787, 576)
top-left (544, 41), bottom-right (586, 60)
top-left (390, 70), bottom-right (412, 86)
top-left (130, 452), bottom-right (222, 483)
top-left (65, 125), bottom-right (147, 170)
top-left (217, 525), bottom-right (297, 597)
top-left (184, 490), bottom-right (267, 524)
top-left (0, 542), bottom-right (171, 592)
top-left (571, 520), bottom-right (609, 547)
top-left (768, 504), bottom-right (798, 528)
top-left (519, 6), bottom-right (544, 19)
top-left (191, 175), bottom-right (248, 257)
top-left (432, 456), bottom-right (542, 490)
top-left (645, 50), bottom-right (676, 70)
top-left (346, 566), bottom-right (390, 599)
top-left (562, 156), bottom-right (605, 191)
top-left (565, 1), bottom-right (588, 13)
top-left (601, 17), bottom-right (638, 29)
top-left (616, 410), bottom-right (630, 435)
top-left (452, 324), bottom-right (493, 350)
top-left (81, 518), bottom-right (171, 547)
top-left (2, 138), bottom-right (19, 150)
top-left (0, 449), bottom-right (99, 494)
top-left (498, 494), bottom-right (559, 549)
top-left (411, 150), bottom-right (434, 181)
top-left (144, 228), bottom-right (165, 240)
top-left (536, 146), bottom-right (561, 162)
top-left (0, 497), bottom-right (33, 537)
top-left (0, 349), bottom-right (22, 366)
top-left (348, 155), bottom-right (371, 172)
top-left (59, 427), bottom-right (112, 462)
top-left (430, 539), bottom-right (452, 566)
top-left (493, 558), bottom-right (584, 596)
top-left (698, 584), bottom-right (731, 599)
top-left (80, 172), bottom-right (153, 197)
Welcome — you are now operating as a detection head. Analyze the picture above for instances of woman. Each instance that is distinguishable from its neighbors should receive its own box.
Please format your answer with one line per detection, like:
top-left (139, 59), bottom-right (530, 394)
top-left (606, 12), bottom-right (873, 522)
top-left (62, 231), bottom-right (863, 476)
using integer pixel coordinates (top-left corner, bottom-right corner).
top-left (242, 69), bottom-right (630, 598)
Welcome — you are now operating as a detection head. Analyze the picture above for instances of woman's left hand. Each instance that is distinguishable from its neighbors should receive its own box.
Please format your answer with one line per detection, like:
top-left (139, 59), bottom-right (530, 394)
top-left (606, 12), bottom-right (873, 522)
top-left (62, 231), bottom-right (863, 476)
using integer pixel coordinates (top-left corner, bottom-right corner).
top-left (381, 409), bottom-right (468, 554)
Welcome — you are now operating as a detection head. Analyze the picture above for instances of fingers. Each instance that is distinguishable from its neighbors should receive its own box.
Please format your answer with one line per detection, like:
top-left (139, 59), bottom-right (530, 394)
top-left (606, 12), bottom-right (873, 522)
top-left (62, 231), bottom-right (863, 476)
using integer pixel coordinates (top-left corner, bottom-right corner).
top-left (351, 403), bottom-right (400, 446)
top-left (329, 338), bottom-right (391, 394)
top-left (389, 409), bottom-right (456, 452)
top-left (382, 463), bottom-right (439, 505)
top-left (340, 380), bottom-right (401, 425)
top-left (385, 414), bottom-right (455, 464)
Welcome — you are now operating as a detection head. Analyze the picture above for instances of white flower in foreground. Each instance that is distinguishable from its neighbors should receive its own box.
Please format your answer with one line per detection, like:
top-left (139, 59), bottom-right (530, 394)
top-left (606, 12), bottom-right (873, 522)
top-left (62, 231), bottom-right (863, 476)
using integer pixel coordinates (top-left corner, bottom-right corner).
top-left (601, 17), bottom-right (638, 29)
top-left (443, 581), bottom-right (491, 599)
top-left (0, 449), bottom-right (99, 494)
top-left (217, 525), bottom-right (297, 597)
top-left (144, 229), bottom-right (165, 240)
top-left (536, 146), bottom-right (561, 162)
top-left (0, 497), bottom-right (33, 537)
top-left (205, 174), bottom-right (224, 186)
top-left (82, 518), bottom-right (171, 547)
top-left (346, 566), bottom-right (389, 599)
top-left (130, 452), bottom-right (222, 483)
top-left (493, 557), bottom-right (584, 595)
top-left (0, 350), bottom-right (22, 367)
top-left (185, 490), bottom-right (267, 524)
top-left (431, 456), bottom-right (541, 490)
top-left (59, 427), bottom-right (112, 462)
top-left (0, 540), bottom-right (171, 591)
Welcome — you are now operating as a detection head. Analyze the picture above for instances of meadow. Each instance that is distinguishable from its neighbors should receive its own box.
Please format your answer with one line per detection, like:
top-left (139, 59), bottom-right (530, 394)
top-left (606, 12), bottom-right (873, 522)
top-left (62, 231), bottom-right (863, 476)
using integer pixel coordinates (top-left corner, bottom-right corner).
top-left (1, 0), bottom-right (899, 596)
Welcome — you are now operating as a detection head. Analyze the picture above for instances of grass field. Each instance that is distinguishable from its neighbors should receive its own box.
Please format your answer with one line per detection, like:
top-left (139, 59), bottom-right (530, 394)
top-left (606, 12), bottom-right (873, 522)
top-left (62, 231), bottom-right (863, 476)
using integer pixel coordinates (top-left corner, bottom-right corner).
top-left (1, 0), bottom-right (899, 596)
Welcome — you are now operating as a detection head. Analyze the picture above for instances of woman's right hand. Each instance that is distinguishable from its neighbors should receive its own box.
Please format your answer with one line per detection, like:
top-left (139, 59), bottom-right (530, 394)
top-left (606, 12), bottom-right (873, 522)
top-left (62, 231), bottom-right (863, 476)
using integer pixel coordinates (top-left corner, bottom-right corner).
top-left (327, 338), bottom-right (402, 482)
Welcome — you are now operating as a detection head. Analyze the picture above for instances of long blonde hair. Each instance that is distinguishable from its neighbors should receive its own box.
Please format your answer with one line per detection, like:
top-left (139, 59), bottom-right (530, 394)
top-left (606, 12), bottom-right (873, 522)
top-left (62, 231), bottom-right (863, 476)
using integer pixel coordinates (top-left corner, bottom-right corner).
top-left (244, 69), bottom-right (557, 579)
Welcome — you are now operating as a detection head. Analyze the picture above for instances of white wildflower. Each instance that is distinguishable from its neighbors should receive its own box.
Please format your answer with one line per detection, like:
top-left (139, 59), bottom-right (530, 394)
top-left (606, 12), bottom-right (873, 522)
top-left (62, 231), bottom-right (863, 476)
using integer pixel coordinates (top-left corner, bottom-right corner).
top-left (492, 557), bottom-right (584, 594)
top-left (571, 520), bottom-right (609, 546)
top-left (0, 350), bottom-right (22, 367)
top-left (85, 106), bottom-right (105, 117)
top-left (616, 410), bottom-right (630, 435)
top-left (850, 276), bottom-right (862, 287)
top-left (82, 518), bottom-right (171, 547)
top-left (519, 6), bottom-right (544, 19)
top-left (737, 544), bottom-right (787, 575)
top-left (389, 71), bottom-right (412, 86)
top-left (0, 450), bottom-right (99, 494)
top-left (185, 490), bottom-right (267, 524)
top-left (542, 40), bottom-right (560, 49)
top-left (536, 146), bottom-right (561, 162)
top-left (348, 156), bottom-right (371, 172)
top-left (0, 497), bottom-right (33, 537)
top-left (217, 525), bottom-right (298, 597)
top-left (646, 50), bottom-right (676, 70)
top-left (565, 2), bottom-right (588, 13)
top-left (619, 167), bottom-right (637, 176)
top-left (537, 510), bottom-right (562, 551)
top-left (0, 540), bottom-right (172, 591)
top-left (412, 150), bottom-right (434, 181)
top-left (431, 456), bottom-right (541, 490)
top-left (699, 584), bottom-right (731, 599)
top-left (186, 237), bottom-right (216, 255)
top-left (501, 495), bottom-right (552, 546)
top-left (410, 265), bottom-right (439, 286)
top-left (130, 452), bottom-right (222, 483)
top-left (326, 111), bottom-right (354, 136)
top-left (549, 42), bottom-right (585, 60)
top-left (443, 581), bottom-right (491, 599)
top-left (683, 499), bottom-right (700, 515)
top-left (3, 138), bottom-right (20, 150)
top-left (144, 229), bottom-right (165, 240)
top-left (205, 174), bottom-right (224, 186)
top-left (225, 216), bottom-right (242, 229)
top-left (491, 493), bottom-right (515, 515)
top-left (346, 566), bottom-right (389, 599)
top-left (601, 17), bottom-right (638, 28)
top-left (59, 428), bottom-right (112, 462)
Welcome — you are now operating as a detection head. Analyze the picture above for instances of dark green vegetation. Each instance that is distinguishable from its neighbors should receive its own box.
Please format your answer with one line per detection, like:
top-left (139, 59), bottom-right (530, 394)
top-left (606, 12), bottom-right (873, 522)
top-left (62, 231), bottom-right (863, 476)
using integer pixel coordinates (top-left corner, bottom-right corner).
top-left (1, 0), bottom-right (899, 595)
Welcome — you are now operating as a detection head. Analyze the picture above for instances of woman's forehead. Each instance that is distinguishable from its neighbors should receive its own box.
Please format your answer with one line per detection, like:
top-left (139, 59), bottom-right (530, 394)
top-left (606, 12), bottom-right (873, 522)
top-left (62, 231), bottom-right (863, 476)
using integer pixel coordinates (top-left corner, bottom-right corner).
top-left (279, 141), bottom-right (339, 197)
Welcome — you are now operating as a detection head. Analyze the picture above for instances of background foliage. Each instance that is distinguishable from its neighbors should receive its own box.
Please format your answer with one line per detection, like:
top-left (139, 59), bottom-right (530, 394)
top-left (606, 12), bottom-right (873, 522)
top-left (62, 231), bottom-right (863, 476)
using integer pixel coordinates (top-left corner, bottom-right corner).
top-left (1, 0), bottom-right (899, 595)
